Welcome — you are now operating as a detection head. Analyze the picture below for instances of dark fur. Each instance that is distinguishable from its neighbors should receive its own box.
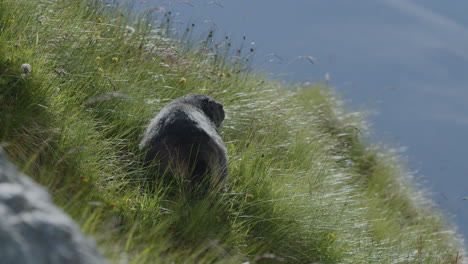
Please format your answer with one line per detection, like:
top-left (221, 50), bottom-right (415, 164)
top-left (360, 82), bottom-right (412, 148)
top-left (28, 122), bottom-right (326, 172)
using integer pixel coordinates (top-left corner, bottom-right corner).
top-left (139, 94), bottom-right (227, 191)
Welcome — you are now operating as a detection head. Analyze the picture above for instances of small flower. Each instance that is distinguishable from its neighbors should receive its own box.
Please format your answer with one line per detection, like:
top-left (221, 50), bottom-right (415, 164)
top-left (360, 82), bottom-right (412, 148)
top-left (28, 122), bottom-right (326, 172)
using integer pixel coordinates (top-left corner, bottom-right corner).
top-left (109, 202), bottom-right (116, 207)
top-left (97, 67), bottom-right (104, 73)
top-left (96, 18), bottom-right (103, 23)
top-left (112, 57), bottom-right (118, 64)
top-left (21, 63), bottom-right (31, 74)
top-left (95, 56), bottom-right (101, 62)
top-left (178, 77), bottom-right (186, 84)
top-left (218, 72), bottom-right (225, 77)
top-left (80, 176), bottom-right (89, 184)
top-left (246, 194), bottom-right (254, 199)
top-left (8, 19), bottom-right (15, 25)
top-left (125, 25), bottom-right (135, 34)
top-left (125, 199), bottom-right (132, 204)
top-left (327, 233), bottom-right (335, 240)
top-left (95, 35), bottom-right (101, 39)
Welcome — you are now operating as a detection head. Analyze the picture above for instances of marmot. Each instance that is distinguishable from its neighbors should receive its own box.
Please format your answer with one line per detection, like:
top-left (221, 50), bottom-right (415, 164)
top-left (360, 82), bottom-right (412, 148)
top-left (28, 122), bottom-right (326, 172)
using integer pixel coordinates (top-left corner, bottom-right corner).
top-left (139, 94), bottom-right (227, 192)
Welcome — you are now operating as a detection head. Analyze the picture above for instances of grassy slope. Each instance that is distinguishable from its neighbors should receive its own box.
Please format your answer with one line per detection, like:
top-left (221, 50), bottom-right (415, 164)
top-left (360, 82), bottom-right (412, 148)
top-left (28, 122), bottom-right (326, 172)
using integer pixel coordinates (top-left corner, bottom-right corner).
top-left (0, 0), bottom-right (465, 263)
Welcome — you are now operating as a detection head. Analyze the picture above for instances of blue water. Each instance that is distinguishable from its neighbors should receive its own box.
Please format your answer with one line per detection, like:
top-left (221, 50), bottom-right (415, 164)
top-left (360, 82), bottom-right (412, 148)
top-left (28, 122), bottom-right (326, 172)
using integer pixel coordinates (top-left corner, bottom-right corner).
top-left (134, 0), bottom-right (468, 239)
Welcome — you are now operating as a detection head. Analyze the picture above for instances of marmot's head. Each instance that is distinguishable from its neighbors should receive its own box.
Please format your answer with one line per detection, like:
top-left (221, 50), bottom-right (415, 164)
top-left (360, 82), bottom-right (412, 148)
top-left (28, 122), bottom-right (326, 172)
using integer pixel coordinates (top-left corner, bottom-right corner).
top-left (182, 94), bottom-right (225, 127)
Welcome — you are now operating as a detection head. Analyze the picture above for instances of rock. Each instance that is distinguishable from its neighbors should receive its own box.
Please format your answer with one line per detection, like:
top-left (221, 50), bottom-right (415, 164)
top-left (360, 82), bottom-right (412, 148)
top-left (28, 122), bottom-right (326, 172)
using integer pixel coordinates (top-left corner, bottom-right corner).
top-left (0, 148), bottom-right (109, 264)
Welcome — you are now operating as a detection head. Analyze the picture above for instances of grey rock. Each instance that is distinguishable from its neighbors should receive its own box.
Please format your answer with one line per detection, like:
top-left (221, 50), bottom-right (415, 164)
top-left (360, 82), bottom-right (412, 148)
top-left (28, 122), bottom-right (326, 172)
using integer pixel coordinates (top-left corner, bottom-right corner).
top-left (0, 148), bottom-right (108, 264)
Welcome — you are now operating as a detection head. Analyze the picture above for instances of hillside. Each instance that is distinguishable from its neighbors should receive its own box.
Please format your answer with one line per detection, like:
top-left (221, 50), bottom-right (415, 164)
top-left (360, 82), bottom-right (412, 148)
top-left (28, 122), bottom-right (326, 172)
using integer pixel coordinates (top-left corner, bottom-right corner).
top-left (0, 0), bottom-right (465, 263)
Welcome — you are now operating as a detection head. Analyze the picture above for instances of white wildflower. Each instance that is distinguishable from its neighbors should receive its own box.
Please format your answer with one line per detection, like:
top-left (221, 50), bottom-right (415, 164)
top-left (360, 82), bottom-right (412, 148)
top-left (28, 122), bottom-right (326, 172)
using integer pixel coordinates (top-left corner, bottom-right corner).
top-left (125, 25), bottom-right (135, 35)
top-left (21, 63), bottom-right (31, 74)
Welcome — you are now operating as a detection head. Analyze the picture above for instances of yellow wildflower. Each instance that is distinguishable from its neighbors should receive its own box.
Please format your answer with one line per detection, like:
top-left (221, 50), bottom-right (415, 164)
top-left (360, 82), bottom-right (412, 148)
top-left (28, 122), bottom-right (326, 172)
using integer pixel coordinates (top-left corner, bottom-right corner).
top-left (109, 202), bottom-right (116, 207)
top-left (96, 18), bottom-right (103, 23)
top-left (79, 176), bottom-right (89, 184)
top-left (97, 67), bottom-right (104, 73)
top-left (95, 56), bottom-right (101, 62)
top-left (112, 57), bottom-right (118, 64)
top-left (218, 72), bottom-right (225, 77)
top-left (95, 35), bottom-right (101, 39)
top-left (246, 194), bottom-right (254, 199)
top-left (178, 77), bottom-right (186, 84)
top-left (126, 199), bottom-right (132, 204)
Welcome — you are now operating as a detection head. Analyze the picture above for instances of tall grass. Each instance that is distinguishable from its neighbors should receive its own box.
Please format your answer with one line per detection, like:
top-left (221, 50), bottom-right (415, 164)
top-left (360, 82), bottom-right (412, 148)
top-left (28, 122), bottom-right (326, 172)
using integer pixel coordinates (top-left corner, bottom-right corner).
top-left (0, 0), bottom-right (465, 263)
